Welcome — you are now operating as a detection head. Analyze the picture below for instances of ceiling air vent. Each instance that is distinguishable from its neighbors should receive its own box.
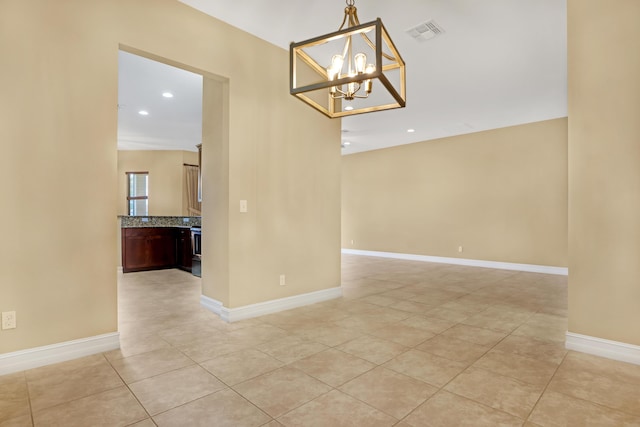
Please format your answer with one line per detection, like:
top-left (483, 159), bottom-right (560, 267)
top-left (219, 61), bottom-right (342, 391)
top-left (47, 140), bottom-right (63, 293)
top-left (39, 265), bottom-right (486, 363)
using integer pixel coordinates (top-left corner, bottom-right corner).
top-left (406, 20), bottom-right (445, 42)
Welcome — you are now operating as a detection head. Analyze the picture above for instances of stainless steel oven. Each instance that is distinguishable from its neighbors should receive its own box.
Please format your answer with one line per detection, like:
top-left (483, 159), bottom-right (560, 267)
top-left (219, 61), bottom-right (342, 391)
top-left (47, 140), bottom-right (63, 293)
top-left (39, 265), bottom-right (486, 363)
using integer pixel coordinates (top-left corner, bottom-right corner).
top-left (190, 225), bottom-right (201, 277)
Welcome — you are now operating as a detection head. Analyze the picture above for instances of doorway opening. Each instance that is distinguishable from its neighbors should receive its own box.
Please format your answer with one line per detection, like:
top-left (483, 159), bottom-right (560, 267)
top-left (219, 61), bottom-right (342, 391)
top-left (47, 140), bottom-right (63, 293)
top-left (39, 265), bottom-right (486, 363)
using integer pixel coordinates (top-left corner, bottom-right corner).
top-left (116, 46), bottom-right (229, 328)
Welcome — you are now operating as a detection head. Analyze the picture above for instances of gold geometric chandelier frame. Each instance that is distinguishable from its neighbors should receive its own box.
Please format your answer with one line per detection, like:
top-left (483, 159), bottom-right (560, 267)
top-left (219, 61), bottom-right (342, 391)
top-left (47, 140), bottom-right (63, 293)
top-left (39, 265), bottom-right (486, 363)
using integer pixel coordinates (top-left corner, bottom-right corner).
top-left (290, 1), bottom-right (406, 118)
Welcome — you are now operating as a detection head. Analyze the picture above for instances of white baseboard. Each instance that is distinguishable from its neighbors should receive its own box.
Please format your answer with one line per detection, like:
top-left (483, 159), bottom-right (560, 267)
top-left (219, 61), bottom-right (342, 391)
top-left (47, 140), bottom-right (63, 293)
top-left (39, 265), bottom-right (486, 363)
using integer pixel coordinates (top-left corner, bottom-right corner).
top-left (201, 286), bottom-right (343, 323)
top-left (200, 294), bottom-right (224, 316)
top-left (117, 266), bottom-right (123, 274)
top-left (0, 332), bottom-right (120, 376)
top-left (566, 332), bottom-right (640, 366)
top-left (342, 249), bottom-right (568, 276)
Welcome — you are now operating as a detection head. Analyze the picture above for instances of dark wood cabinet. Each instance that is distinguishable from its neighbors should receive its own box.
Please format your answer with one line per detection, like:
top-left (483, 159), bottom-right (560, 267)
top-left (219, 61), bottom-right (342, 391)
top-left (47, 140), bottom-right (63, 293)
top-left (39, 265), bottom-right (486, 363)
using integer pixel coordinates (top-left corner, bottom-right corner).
top-left (176, 228), bottom-right (193, 272)
top-left (122, 227), bottom-right (179, 273)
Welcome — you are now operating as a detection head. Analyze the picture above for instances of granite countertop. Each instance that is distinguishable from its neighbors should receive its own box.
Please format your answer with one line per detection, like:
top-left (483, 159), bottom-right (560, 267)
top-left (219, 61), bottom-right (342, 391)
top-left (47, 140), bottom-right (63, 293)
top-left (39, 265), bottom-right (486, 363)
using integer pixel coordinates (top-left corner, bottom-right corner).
top-left (119, 216), bottom-right (201, 228)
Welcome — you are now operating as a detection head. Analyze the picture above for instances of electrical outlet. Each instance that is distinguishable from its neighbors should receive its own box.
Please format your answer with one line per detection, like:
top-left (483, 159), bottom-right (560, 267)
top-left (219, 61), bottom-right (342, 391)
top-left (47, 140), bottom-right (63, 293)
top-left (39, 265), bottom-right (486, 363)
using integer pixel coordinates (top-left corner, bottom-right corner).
top-left (458, 246), bottom-right (463, 253)
top-left (279, 274), bottom-right (286, 286)
top-left (2, 311), bottom-right (16, 330)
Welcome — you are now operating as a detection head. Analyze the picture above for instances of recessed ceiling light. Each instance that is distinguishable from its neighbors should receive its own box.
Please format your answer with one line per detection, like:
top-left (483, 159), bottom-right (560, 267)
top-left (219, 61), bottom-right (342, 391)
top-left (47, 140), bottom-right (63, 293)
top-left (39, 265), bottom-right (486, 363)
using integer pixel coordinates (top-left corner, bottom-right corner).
top-left (344, 105), bottom-right (354, 111)
top-left (407, 128), bottom-right (415, 133)
top-left (162, 92), bottom-right (174, 98)
top-left (343, 141), bottom-right (351, 146)
top-left (138, 110), bottom-right (149, 116)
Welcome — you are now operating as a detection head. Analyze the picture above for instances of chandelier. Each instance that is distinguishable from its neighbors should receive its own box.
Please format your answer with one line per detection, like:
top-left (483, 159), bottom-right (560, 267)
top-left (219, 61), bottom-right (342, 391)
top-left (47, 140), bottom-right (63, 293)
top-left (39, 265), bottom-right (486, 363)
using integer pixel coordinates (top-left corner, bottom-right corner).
top-left (290, 0), bottom-right (406, 118)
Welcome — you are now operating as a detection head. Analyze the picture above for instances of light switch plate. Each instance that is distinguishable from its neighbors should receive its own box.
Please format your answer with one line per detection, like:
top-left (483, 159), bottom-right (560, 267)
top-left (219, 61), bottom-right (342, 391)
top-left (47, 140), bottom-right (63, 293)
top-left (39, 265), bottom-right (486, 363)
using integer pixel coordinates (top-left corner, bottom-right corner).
top-left (240, 200), bottom-right (248, 213)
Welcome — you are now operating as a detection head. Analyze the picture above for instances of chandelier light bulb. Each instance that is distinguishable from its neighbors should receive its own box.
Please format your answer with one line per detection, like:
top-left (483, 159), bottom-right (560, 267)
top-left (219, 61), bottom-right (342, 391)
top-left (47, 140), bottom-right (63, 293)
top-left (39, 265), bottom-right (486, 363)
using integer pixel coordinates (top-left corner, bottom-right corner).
top-left (331, 55), bottom-right (344, 73)
top-left (327, 67), bottom-right (338, 82)
top-left (354, 53), bottom-right (367, 73)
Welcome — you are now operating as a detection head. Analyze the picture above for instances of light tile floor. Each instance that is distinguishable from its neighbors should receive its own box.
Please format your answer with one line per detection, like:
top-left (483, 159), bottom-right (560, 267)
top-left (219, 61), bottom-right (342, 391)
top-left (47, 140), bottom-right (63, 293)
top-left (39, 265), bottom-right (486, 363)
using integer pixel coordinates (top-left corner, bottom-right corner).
top-left (2, 255), bottom-right (640, 426)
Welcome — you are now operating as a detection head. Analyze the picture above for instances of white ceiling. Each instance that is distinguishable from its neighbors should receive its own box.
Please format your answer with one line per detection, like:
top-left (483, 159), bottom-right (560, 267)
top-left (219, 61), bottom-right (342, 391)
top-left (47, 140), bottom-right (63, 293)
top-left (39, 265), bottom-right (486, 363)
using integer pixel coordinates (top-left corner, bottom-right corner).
top-left (118, 0), bottom-right (567, 154)
top-left (117, 50), bottom-right (203, 151)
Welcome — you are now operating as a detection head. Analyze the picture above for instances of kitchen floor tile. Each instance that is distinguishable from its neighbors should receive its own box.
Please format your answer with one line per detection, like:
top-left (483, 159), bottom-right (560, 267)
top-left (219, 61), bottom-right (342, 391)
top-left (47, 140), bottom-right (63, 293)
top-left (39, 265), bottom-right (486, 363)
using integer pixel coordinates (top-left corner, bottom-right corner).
top-left (104, 333), bottom-right (171, 361)
top-left (445, 367), bottom-right (544, 419)
top-left (225, 324), bottom-right (289, 345)
top-left (439, 323), bottom-right (507, 346)
top-left (256, 336), bottom-right (327, 364)
top-left (339, 366), bottom-right (438, 419)
top-left (127, 419), bottom-right (156, 427)
top-left (369, 323), bottom-right (435, 347)
top-left (416, 335), bottom-right (490, 364)
top-left (199, 348), bottom-right (283, 386)
top-left (290, 348), bottom-right (375, 387)
top-left (153, 388), bottom-right (270, 427)
top-left (398, 315), bottom-right (456, 334)
top-left (512, 322), bottom-right (566, 342)
top-left (31, 386), bottom-right (147, 427)
top-left (176, 334), bottom-right (252, 363)
top-left (292, 322), bottom-right (363, 347)
top-left (387, 300), bottom-right (433, 314)
top-left (560, 350), bottom-right (640, 385)
top-left (547, 359), bottom-right (640, 416)
top-left (383, 349), bottom-right (467, 387)
top-left (109, 347), bottom-right (193, 383)
top-left (492, 334), bottom-right (567, 365)
top-left (128, 365), bottom-right (226, 415)
top-left (337, 335), bottom-right (408, 365)
top-left (0, 373), bottom-right (30, 424)
top-left (403, 391), bottom-right (523, 427)
top-left (26, 357), bottom-right (123, 412)
top-left (529, 390), bottom-right (640, 427)
top-left (461, 313), bottom-right (523, 333)
top-left (473, 349), bottom-right (558, 386)
top-left (0, 415), bottom-right (33, 427)
top-left (424, 307), bottom-right (470, 323)
top-left (277, 389), bottom-right (396, 427)
top-left (233, 367), bottom-right (331, 418)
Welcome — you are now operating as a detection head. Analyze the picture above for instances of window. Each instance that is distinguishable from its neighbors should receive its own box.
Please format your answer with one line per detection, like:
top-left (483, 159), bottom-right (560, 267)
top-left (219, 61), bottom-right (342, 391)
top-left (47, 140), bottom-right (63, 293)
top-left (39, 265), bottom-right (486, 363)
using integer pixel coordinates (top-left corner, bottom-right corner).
top-left (126, 172), bottom-right (149, 216)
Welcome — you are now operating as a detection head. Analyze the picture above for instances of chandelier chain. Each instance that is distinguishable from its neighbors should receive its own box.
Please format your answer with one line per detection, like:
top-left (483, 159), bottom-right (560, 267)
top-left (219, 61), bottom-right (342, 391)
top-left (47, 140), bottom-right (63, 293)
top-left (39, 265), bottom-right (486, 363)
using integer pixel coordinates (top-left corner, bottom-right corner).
top-left (337, 1), bottom-right (395, 61)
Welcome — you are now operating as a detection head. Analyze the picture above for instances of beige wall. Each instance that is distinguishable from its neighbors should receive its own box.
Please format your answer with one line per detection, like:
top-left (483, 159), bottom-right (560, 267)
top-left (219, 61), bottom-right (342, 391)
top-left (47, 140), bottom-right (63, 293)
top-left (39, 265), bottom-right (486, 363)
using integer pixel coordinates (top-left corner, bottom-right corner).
top-left (568, 0), bottom-right (640, 346)
top-left (0, 0), bottom-right (341, 354)
top-left (117, 150), bottom-right (198, 216)
top-left (342, 118), bottom-right (568, 267)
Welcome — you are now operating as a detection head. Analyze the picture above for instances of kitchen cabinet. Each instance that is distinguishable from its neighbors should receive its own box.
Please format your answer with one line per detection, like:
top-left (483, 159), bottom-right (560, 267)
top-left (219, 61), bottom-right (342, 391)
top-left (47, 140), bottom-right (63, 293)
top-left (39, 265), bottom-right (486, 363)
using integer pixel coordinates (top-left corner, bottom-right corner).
top-left (121, 227), bottom-right (177, 273)
top-left (176, 228), bottom-right (193, 272)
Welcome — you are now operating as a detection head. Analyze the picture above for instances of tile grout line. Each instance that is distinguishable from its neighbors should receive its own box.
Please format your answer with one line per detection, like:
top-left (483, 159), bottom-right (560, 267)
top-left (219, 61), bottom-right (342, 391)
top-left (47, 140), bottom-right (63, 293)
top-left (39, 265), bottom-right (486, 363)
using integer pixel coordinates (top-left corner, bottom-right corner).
top-left (102, 352), bottom-right (155, 424)
top-left (392, 319), bottom-right (541, 424)
top-left (541, 351), bottom-right (640, 420)
top-left (198, 356), bottom-right (279, 425)
top-left (23, 354), bottom-right (139, 422)
top-left (522, 350), bottom-right (569, 423)
top-left (23, 370), bottom-right (35, 427)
